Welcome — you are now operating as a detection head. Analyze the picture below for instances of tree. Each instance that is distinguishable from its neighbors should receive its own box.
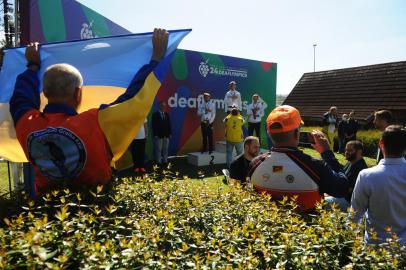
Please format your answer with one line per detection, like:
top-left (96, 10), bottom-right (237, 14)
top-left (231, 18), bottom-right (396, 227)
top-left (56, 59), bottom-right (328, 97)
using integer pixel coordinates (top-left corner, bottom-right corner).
top-left (1, 0), bottom-right (15, 48)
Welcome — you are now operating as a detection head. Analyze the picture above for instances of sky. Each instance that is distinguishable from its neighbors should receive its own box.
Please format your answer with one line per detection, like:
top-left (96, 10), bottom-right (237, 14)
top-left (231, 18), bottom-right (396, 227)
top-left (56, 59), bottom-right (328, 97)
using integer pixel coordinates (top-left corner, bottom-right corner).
top-left (59, 1), bottom-right (406, 94)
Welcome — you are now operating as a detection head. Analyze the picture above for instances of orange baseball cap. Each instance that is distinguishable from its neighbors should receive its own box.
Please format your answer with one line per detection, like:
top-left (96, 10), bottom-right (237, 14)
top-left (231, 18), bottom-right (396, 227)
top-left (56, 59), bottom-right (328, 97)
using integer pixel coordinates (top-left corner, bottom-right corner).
top-left (266, 105), bottom-right (304, 133)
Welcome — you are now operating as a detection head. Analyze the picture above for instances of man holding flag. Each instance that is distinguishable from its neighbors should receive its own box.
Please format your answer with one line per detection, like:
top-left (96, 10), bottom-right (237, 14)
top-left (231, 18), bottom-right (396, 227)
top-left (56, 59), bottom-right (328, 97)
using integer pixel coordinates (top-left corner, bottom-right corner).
top-left (9, 28), bottom-right (169, 194)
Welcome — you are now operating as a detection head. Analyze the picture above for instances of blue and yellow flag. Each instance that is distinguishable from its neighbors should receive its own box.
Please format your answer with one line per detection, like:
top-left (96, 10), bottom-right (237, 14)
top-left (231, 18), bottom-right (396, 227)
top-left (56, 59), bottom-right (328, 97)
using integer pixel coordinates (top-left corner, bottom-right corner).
top-left (0, 30), bottom-right (191, 162)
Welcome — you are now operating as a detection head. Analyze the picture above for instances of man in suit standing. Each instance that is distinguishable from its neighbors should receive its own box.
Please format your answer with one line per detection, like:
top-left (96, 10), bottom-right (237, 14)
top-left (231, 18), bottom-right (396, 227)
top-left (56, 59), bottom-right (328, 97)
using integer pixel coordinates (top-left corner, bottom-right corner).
top-left (152, 101), bottom-right (172, 166)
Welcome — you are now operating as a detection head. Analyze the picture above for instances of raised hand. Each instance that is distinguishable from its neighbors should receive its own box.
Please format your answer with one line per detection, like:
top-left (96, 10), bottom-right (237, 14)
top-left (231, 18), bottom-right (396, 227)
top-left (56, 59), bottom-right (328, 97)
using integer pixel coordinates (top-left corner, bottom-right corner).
top-left (151, 28), bottom-right (169, 62)
top-left (311, 130), bottom-right (331, 154)
top-left (25, 42), bottom-right (41, 65)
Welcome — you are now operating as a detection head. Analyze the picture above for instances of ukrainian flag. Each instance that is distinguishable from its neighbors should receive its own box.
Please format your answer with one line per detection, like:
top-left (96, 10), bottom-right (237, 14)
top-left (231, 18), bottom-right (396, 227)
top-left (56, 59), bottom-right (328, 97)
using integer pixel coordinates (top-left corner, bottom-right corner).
top-left (0, 29), bottom-right (191, 162)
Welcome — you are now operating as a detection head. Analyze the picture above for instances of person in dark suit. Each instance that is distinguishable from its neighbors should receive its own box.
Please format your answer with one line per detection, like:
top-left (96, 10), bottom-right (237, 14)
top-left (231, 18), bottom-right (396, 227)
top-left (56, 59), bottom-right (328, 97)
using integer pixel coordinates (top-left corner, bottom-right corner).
top-left (337, 114), bottom-right (349, 153)
top-left (152, 101), bottom-right (171, 165)
top-left (373, 110), bottom-right (394, 163)
top-left (345, 111), bottom-right (359, 142)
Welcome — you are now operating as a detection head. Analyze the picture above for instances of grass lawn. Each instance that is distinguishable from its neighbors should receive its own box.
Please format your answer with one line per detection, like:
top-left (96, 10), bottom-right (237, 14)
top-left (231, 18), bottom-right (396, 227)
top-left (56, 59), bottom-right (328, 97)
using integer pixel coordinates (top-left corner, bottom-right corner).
top-left (300, 147), bottom-right (376, 167)
top-left (0, 147), bottom-right (376, 195)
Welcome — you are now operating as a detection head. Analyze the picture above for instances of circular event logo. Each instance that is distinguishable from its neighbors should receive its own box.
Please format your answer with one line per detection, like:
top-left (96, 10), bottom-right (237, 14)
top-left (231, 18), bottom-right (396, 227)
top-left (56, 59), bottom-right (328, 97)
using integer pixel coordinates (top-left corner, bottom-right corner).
top-left (198, 61), bottom-right (210, 77)
top-left (27, 127), bottom-right (86, 181)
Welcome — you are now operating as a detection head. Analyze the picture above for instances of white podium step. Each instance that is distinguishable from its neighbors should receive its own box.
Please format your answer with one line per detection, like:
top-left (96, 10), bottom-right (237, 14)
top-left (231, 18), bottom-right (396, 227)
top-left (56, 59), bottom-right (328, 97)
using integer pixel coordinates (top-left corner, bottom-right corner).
top-left (187, 151), bottom-right (226, 166)
top-left (216, 141), bottom-right (229, 154)
top-left (216, 141), bottom-right (269, 155)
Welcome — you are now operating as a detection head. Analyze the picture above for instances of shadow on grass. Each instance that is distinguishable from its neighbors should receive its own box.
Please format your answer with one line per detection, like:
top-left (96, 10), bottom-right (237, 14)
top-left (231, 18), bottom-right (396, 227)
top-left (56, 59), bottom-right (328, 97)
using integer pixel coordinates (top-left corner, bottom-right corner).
top-left (116, 155), bottom-right (227, 180)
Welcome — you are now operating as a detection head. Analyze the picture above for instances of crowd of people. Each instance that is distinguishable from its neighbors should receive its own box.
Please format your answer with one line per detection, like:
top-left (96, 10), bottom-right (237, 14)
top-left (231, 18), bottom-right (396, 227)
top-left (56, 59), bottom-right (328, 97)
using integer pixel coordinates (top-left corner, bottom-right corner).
top-left (128, 78), bottom-right (266, 171)
top-left (8, 28), bottom-right (406, 247)
top-left (231, 105), bottom-right (406, 246)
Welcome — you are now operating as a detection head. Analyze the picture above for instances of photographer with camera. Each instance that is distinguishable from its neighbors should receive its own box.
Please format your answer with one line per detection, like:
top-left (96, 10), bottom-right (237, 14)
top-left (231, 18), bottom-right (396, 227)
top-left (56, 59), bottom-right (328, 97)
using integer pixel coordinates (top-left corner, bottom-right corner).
top-left (197, 93), bottom-right (216, 154)
top-left (249, 105), bottom-right (351, 212)
top-left (246, 94), bottom-right (264, 141)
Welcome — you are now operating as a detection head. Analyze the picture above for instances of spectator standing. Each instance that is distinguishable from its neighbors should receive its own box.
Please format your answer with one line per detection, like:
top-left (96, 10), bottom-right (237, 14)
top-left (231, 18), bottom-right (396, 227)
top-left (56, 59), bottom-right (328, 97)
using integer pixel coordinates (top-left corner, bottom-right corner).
top-left (246, 94), bottom-right (264, 141)
top-left (130, 120), bottom-right (148, 173)
top-left (229, 136), bottom-right (260, 185)
top-left (152, 101), bottom-right (172, 166)
top-left (345, 111), bottom-right (359, 142)
top-left (224, 106), bottom-right (244, 168)
top-left (224, 81), bottom-right (242, 114)
top-left (322, 106), bottom-right (338, 149)
top-left (352, 125), bottom-right (406, 246)
top-left (197, 93), bottom-right (216, 154)
top-left (373, 110), bottom-right (394, 163)
top-left (337, 114), bottom-right (349, 153)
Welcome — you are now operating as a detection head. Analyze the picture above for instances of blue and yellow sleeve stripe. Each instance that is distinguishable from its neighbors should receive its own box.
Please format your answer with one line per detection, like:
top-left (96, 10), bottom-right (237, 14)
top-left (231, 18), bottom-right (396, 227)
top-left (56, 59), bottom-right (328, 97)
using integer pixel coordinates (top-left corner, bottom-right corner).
top-left (98, 54), bottom-right (172, 162)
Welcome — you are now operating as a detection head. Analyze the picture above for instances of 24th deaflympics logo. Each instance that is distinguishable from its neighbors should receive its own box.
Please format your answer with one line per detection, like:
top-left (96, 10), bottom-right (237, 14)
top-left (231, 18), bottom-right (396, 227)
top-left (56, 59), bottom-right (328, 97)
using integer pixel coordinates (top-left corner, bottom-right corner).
top-left (198, 59), bottom-right (248, 78)
top-left (198, 60), bottom-right (210, 77)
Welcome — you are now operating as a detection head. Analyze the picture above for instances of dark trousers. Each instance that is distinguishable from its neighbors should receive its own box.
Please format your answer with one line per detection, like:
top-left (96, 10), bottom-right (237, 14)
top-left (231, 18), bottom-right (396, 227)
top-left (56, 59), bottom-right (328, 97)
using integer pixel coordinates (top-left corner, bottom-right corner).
top-left (248, 122), bottom-right (261, 141)
top-left (201, 122), bottom-right (214, 152)
top-left (338, 136), bottom-right (346, 153)
top-left (130, 139), bottom-right (146, 168)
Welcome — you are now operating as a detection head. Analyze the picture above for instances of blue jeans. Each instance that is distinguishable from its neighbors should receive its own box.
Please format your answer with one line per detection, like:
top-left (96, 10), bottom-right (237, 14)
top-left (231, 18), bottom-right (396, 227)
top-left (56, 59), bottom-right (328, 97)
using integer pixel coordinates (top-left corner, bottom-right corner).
top-left (226, 141), bottom-right (243, 168)
top-left (325, 196), bottom-right (350, 211)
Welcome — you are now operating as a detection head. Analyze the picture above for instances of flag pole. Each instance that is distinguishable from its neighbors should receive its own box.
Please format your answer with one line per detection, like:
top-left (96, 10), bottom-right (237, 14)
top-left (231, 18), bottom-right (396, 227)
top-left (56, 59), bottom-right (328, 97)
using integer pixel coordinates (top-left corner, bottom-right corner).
top-left (14, 0), bottom-right (19, 46)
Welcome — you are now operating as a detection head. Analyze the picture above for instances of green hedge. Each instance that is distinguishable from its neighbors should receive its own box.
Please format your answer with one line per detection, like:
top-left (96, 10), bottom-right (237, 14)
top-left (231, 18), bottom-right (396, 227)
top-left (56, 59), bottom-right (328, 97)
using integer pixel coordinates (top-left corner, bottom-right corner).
top-left (356, 129), bottom-right (381, 158)
top-left (302, 127), bottom-right (381, 159)
top-left (1, 176), bottom-right (405, 269)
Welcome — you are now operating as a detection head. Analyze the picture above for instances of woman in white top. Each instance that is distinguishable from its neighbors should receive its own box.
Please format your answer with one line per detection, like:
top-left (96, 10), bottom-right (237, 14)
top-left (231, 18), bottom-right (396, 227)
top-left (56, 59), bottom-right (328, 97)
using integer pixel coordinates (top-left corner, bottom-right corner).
top-left (322, 106), bottom-right (338, 149)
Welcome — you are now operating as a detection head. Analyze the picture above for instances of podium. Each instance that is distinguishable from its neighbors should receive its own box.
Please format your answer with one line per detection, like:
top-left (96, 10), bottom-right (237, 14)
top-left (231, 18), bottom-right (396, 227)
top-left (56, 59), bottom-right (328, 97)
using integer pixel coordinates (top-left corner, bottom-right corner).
top-left (187, 141), bottom-right (270, 167)
top-left (187, 141), bottom-right (231, 166)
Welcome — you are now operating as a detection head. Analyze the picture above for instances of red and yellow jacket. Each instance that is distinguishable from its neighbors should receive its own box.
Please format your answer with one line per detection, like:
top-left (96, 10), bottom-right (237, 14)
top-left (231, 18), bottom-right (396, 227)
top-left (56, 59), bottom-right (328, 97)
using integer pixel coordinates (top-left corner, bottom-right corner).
top-left (9, 61), bottom-right (162, 193)
top-left (249, 147), bottom-right (350, 211)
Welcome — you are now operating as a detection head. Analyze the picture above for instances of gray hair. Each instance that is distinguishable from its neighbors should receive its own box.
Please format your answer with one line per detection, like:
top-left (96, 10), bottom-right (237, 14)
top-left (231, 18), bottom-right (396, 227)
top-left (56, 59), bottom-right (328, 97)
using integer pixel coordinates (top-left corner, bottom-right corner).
top-left (43, 64), bottom-right (83, 98)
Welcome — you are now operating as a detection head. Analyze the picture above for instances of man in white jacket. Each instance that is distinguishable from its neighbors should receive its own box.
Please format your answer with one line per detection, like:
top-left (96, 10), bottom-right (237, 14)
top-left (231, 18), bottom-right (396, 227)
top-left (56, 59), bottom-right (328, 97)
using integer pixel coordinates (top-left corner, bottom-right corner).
top-left (224, 81), bottom-right (242, 114)
top-left (246, 94), bottom-right (264, 141)
top-left (197, 93), bottom-right (216, 154)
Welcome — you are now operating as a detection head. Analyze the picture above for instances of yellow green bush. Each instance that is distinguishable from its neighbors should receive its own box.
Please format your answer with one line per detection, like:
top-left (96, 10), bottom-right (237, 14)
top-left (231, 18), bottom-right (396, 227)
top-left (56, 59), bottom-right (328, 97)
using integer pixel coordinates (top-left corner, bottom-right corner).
top-left (0, 176), bottom-right (405, 269)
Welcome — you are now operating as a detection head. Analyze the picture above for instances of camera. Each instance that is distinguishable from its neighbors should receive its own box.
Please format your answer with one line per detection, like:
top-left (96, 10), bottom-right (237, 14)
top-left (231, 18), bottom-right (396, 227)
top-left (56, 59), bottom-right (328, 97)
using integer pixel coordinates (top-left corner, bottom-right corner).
top-left (299, 131), bottom-right (315, 145)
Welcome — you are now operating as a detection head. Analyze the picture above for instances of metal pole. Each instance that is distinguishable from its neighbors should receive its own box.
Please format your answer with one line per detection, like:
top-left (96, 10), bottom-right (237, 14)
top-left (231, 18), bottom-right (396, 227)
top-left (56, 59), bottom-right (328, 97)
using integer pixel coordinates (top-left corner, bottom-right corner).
top-left (7, 161), bottom-right (11, 194)
top-left (14, 0), bottom-right (19, 46)
top-left (313, 44), bottom-right (317, 72)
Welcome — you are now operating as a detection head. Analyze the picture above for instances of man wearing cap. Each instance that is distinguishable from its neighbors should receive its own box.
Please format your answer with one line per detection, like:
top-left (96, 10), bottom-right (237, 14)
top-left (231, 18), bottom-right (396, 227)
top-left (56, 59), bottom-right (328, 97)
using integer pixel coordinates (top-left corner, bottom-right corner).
top-left (197, 92), bottom-right (216, 154)
top-left (246, 94), bottom-right (264, 141)
top-left (249, 105), bottom-right (351, 212)
top-left (224, 81), bottom-right (242, 114)
top-left (223, 105), bottom-right (245, 168)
